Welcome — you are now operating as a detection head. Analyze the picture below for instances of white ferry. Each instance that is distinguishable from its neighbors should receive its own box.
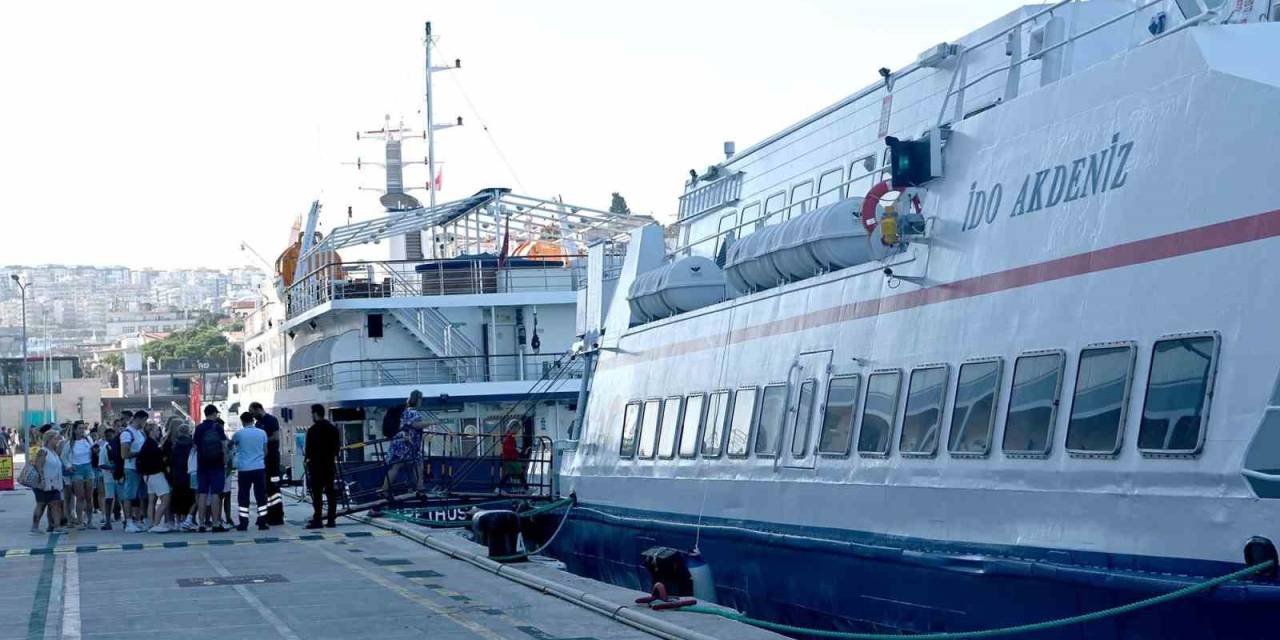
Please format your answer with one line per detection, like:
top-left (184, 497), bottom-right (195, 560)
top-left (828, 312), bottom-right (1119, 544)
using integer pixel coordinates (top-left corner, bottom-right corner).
top-left (560, 1), bottom-right (1280, 636)
top-left (227, 25), bottom-right (649, 497)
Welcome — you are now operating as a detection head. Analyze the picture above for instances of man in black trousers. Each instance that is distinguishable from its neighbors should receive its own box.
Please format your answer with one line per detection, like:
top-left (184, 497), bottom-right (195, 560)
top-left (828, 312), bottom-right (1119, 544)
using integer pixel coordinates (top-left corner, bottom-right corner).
top-left (305, 404), bottom-right (341, 529)
top-left (248, 402), bottom-right (285, 526)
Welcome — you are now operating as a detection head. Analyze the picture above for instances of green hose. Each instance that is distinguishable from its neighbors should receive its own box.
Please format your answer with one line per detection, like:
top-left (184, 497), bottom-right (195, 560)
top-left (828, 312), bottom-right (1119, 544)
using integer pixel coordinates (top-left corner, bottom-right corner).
top-left (676, 559), bottom-right (1275, 639)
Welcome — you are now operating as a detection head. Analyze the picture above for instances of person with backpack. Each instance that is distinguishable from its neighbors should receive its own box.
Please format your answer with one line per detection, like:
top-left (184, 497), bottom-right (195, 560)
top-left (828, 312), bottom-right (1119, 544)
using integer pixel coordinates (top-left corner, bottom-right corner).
top-left (193, 405), bottom-right (229, 532)
top-left (119, 411), bottom-right (149, 533)
top-left (97, 427), bottom-right (117, 531)
top-left (138, 423), bottom-right (171, 533)
top-left (231, 412), bottom-right (270, 531)
top-left (165, 422), bottom-right (195, 532)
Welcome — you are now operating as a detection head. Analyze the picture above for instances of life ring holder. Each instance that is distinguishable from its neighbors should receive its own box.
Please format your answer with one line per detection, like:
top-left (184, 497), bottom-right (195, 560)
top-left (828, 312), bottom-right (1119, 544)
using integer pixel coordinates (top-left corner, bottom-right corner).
top-left (859, 180), bottom-right (902, 232)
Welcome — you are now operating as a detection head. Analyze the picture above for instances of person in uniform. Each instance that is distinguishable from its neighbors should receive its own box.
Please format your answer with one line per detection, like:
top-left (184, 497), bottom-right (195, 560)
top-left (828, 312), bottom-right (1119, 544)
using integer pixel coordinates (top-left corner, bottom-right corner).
top-left (248, 402), bottom-right (285, 525)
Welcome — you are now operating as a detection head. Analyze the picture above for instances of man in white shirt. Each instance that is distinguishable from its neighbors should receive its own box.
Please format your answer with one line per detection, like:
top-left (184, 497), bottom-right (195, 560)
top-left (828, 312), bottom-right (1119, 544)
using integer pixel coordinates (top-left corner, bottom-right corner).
top-left (119, 411), bottom-right (149, 533)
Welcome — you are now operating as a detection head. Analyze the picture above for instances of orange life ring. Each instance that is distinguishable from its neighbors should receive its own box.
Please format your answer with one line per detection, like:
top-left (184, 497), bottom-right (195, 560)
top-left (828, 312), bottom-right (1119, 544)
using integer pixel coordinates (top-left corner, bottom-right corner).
top-left (859, 180), bottom-right (902, 232)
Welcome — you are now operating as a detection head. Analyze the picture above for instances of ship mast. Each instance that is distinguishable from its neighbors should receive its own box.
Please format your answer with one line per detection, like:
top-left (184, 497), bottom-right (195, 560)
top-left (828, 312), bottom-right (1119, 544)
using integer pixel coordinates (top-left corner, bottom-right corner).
top-left (422, 22), bottom-right (461, 257)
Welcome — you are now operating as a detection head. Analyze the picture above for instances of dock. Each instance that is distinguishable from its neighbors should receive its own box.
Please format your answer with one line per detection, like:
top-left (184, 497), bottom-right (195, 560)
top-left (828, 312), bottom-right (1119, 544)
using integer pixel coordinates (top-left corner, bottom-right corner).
top-left (0, 484), bottom-right (782, 640)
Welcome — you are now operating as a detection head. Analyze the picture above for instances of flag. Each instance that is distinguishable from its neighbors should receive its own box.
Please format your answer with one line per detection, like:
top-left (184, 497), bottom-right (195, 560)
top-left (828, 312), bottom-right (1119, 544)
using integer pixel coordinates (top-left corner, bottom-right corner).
top-left (431, 167), bottom-right (443, 191)
top-left (189, 377), bottom-right (203, 422)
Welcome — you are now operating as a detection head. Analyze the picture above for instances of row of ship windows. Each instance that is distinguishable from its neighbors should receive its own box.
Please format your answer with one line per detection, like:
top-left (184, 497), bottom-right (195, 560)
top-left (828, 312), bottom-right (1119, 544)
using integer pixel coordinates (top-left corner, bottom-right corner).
top-left (617, 333), bottom-right (1219, 461)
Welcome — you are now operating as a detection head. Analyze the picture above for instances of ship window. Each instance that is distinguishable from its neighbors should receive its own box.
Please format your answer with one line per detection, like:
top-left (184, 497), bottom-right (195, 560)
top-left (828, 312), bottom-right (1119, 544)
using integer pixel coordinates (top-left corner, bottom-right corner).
top-left (763, 191), bottom-right (786, 226)
top-left (948, 359), bottom-right (1002, 456)
top-left (701, 391), bottom-right (730, 457)
top-left (818, 375), bottom-right (860, 455)
top-left (726, 387), bottom-right (758, 457)
top-left (637, 399), bottom-right (662, 459)
top-left (1002, 352), bottom-right (1065, 456)
top-left (857, 371), bottom-right (901, 456)
top-left (900, 366), bottom-right (948, 456)
top-left (791, 379), bottom-right (818, 456)
top-left (1138, 335), bottom-right (1218, 454)
top-left (679, 393), bottom-right (705, 458)
top-left (657, 396), bottom-right (684, 459)
top-left (847, 156), bottom-right (876, 200)
top-left (740, 203), bottom-right (761, 237)
top-left (754, 384), bottom-right (788, 457)
top-left (817, 168), bottom-right (843, 207)
top-left (1065, 345), bottom-right (1135, 455)
top-left (790, 180), bottom-right (815, 217)
top-left (714, 211), bottom-right (738, 259)
top-left (619, 401), bottom-right (642, 458)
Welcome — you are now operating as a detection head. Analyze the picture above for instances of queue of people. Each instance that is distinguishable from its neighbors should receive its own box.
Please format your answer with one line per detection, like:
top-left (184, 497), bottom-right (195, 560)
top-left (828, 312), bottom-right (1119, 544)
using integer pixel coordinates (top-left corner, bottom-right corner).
top-left (21, 403), bottom-right (343, 535)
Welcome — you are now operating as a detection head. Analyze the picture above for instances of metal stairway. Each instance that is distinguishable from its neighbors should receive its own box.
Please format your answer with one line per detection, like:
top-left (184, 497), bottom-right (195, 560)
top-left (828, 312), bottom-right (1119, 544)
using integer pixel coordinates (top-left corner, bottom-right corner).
top-left (386, 307), bottom-right (482, 382)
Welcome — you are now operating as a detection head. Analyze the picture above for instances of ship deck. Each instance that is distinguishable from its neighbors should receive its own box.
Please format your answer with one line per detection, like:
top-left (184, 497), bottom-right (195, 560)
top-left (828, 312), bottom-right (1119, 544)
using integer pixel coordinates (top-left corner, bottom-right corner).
top-left (0, 469), bottom-right (778, 640)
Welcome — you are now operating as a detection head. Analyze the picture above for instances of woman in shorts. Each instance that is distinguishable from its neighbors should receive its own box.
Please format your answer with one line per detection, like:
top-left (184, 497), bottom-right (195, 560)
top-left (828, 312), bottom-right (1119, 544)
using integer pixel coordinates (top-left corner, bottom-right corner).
top-left (68, 422), bottom-right (95, 529)
top-left (32, 431), bottom-right (65, 534)
top-left (137, 424), bottom-right (171, 533)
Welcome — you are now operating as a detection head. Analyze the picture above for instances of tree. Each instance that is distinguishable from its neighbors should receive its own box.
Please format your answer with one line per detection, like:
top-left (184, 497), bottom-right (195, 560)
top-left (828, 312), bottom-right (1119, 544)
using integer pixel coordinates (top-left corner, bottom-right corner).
top-left (141, 321), bottom-right (242, 369)
top-left (608, 192), bottom-right (631, 215)
top-left (101, 353), bottom-right (123, 371)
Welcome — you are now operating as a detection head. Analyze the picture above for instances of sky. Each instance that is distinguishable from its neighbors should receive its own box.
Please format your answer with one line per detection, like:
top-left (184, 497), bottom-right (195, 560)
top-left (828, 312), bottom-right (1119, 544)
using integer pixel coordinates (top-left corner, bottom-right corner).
top-left (0, 0), bottom-right (1024, 269)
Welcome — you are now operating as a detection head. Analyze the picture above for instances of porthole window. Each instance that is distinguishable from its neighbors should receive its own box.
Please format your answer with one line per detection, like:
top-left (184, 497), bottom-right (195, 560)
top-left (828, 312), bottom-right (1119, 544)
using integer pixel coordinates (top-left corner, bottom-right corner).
top-left (948, 359), bottom-right (1002, 456)
top-left (818, 375), bottom-right (861, 455)
top-left (900, 366), bottom-right (948, 456)
top-left (857, 371), bottom-right (901, 457)
top-left (636, 399), bottom-right (662, 459)
top-left (726, 387), bottom-right (758, 457)
top-left (1138, 335), bottom-right (1218, 455)
top-left (657, 396), bottom-right (684, 459)
top-left (700, 391), bottom-right (730, 457)
top-left (619, 401), bottom-right (641, 458)
top-left (1002, 352), bottom-right (1064, 456)
top-left (755, 384), bottom-right (788, 457)
top-left (791, 380), bottom-right (818, 457)
top-left (1065, 344), bottom-right (1135, 455)
top-left (679, 393), bottom-right (706, 458)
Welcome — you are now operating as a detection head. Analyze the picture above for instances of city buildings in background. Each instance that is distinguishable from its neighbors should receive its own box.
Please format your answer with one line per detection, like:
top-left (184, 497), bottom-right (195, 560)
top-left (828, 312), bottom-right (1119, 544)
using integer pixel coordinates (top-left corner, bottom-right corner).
top-left (0, 264), bottom-right (262, 428)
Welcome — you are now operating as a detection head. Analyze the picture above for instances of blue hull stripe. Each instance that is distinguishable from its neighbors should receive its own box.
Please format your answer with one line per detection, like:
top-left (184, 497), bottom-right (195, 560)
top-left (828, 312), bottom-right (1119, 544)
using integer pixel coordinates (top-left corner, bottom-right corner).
top-left (546, 503), bottom-right (1280, 639)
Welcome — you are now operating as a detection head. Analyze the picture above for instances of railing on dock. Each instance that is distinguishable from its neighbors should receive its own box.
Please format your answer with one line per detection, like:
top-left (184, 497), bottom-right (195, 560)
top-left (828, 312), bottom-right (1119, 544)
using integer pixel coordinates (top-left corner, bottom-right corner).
top-left (320, 430), bottom-right (555, 514)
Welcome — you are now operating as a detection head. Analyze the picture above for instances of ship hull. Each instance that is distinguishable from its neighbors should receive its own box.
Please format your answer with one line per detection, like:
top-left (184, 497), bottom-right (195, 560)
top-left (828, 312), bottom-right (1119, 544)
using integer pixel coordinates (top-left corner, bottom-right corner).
top-left (548, 501), bottom-right (1280, 639)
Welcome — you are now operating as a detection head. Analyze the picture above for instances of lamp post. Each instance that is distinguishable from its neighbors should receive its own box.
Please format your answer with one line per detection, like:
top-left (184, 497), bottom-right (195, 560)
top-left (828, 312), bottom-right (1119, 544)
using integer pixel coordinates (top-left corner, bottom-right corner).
top-left (9, 275), bottom-right (28, 450)
top-left (146, 356), bottom-right (155, 413)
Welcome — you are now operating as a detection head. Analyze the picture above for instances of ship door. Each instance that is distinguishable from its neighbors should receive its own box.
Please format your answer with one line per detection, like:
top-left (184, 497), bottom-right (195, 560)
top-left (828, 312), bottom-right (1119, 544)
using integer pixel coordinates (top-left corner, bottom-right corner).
top-left (780, 351), bottom-right (832, 470)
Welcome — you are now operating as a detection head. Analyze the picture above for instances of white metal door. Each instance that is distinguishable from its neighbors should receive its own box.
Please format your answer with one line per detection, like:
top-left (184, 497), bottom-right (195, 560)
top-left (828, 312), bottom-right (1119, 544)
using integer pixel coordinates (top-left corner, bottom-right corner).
top-left (780, 350), bottom-right (832, 470)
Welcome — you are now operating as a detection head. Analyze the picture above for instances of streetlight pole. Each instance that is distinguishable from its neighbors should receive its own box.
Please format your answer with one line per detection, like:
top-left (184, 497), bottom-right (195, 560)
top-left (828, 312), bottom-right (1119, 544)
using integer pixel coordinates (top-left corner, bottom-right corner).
top-left (9, 275), bottom-right (28, 450)
top-left (146, 356), bottom-right (154, 413)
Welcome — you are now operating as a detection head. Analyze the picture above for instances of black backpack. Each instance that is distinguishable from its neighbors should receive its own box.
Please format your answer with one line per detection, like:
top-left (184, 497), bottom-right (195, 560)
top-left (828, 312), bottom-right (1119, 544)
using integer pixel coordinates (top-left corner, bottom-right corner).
top-left (109, 435), bottom-right (125, 480)
top-left (197, 423), bottom-right (224, 466)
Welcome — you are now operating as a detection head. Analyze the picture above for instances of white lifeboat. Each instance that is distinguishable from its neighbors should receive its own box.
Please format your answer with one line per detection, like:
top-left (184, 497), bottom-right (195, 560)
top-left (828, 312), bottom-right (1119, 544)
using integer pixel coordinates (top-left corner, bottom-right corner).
top-left (627, 256), bottom-right (728, 324)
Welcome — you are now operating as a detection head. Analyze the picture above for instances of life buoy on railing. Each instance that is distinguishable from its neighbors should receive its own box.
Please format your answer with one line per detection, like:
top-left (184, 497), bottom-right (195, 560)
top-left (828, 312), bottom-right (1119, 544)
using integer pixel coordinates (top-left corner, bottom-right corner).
top-left (858, 180), bottom-right (901, 232)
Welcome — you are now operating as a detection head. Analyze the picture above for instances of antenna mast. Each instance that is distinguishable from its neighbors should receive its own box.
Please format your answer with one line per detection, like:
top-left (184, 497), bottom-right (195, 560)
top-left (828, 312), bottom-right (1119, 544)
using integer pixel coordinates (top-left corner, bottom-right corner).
top-left (425, 21), bottom-right (438, 213)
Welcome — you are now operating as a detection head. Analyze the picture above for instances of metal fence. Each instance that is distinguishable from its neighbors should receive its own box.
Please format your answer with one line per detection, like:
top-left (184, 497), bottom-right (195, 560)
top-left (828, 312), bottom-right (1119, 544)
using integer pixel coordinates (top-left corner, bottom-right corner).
top-left (244, 353), bottom-right (582, 395)
top-left (286, 256), bottom-right (586, 318)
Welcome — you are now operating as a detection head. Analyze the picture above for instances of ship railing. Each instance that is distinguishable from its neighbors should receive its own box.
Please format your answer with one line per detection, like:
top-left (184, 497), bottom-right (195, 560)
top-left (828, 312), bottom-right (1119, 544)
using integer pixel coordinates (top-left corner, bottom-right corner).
top-left (285, 255), bottom-right (586, 318)
top-left (325, 432), bottom-right (556, 510)
top-left (670, 161), bottom-right (889, 259)
top-left (261, 353), bottom-right (582, 393)
top-left (936, 0), bottom-right (1208, 128)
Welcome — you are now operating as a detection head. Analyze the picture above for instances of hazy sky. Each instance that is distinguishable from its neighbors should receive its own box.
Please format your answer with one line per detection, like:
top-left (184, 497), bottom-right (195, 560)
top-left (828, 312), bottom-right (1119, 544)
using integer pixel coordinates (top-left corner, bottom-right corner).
top-left (0, 0), bottom-right (1023, 269)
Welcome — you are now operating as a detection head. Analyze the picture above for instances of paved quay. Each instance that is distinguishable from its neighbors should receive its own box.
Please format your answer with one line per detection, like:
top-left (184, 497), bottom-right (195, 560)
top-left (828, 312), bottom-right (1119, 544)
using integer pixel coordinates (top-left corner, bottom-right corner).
top-left (0, 485), bottom-right (781, 640)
